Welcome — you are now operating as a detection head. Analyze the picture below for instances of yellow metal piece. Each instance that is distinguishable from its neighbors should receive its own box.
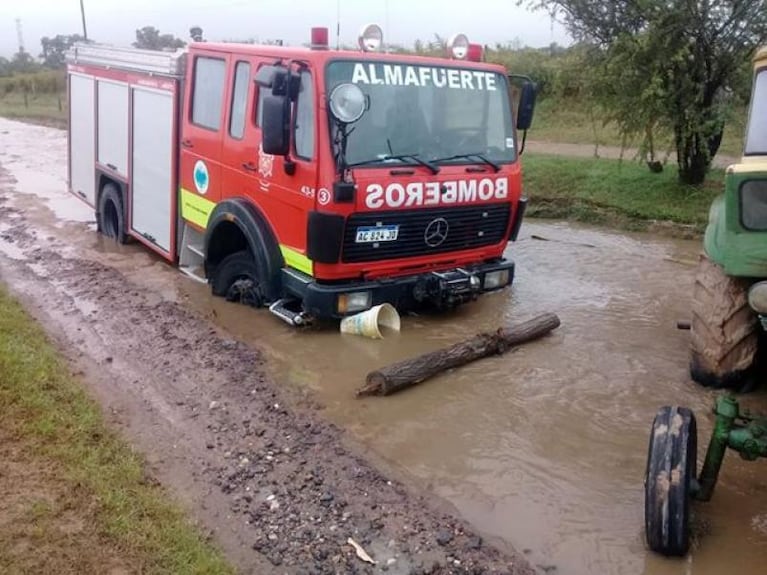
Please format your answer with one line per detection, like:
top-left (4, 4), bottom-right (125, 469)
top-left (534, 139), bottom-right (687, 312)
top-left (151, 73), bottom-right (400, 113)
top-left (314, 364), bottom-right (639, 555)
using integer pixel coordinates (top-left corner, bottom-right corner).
top-left (280, 245), bottom-right (313, 276)
top-left (755, 45), bottom-right (767, 65)
top-left (180, 188), bottom-right (216, 229)
top-left (730, 160), bottom-right (767, 172)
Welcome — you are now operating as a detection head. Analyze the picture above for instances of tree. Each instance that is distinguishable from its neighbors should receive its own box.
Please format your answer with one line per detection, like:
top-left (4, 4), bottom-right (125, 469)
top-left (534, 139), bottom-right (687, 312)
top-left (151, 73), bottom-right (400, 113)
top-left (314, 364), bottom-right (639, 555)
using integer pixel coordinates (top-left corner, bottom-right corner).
top-left (525, 1), bottom-right (767, 184)
top-left (10, 50), bottom-right (38, 74)
top-left (40, 34), bottom-right (85, 68)
top-left (133, 26), bottom-right (186, 51)
top-left (0, 57), bottom-right (11, 77)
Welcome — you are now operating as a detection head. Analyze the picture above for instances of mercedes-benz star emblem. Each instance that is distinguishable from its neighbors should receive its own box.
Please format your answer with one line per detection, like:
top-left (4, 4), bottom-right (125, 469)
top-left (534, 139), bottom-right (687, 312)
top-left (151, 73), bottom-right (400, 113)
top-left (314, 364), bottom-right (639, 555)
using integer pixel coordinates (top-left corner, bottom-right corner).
top-left (424, 217), bottom-right (449, 247)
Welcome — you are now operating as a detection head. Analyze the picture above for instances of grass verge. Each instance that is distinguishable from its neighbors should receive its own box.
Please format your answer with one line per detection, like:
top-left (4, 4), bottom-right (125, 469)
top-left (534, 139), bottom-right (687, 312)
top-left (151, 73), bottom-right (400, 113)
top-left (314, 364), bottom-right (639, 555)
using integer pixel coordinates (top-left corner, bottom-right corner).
top-left (530, 97), bottom-right (746, 159)
top-left (0, 285), bottom-right (234, 575)
top-left (522, 153), bottom-right (723, 236)
top-left (0, 92), bottom-right (67, 128)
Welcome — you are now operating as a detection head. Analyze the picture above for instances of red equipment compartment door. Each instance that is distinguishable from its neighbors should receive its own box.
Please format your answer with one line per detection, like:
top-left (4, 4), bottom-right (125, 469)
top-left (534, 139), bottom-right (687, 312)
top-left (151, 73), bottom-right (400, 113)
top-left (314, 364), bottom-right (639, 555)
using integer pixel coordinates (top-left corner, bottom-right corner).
top-left (180, 50), bottom-right (231, 228)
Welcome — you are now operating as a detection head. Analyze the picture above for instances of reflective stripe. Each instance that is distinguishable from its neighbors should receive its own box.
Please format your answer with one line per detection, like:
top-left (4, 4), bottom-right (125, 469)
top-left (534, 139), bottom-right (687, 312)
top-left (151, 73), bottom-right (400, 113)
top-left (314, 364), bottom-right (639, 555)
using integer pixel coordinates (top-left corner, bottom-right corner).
top-left (180, 187), bottom-right (216, 229)
top-left (280, 245), bottom-right (313, 276)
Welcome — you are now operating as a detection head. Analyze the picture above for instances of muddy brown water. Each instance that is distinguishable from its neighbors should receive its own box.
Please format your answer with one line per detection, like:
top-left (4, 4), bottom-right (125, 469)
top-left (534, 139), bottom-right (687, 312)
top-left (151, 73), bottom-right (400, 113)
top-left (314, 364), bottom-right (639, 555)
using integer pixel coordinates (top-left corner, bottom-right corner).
top-left (2, 118), bottom-right (767, 575)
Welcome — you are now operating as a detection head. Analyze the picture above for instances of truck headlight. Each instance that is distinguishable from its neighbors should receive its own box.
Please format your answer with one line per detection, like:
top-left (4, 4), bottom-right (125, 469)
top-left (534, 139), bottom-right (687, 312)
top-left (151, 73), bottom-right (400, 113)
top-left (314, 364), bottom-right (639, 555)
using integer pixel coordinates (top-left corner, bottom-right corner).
top-left (337, 291), bottom-right (372, 314)
top-left (483, 269), bottom-right (510, 290)
top-left (748, 282), bottom-right (767, 314)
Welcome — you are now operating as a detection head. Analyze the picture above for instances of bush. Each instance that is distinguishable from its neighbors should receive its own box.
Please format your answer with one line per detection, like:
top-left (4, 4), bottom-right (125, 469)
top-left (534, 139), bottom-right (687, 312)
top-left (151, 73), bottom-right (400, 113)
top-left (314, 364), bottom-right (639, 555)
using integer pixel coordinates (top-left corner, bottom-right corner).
top-left (0, 70), bottom-right (66, 97)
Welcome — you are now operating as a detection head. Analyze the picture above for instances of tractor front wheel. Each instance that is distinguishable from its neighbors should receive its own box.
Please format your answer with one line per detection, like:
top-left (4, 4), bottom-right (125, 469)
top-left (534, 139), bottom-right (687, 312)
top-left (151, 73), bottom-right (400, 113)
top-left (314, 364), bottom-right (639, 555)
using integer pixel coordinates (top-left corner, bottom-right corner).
top-left (689, 254), bottom-right (758, 389)
top-left (645, 406), bottom-right (697, 556)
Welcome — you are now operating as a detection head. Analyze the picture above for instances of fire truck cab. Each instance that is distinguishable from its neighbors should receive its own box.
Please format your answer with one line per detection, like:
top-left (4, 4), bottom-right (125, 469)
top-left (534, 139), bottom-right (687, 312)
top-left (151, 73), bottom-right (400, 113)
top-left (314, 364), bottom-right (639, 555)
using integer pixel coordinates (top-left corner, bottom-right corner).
top-left (66, 26), bottom-right (535, 324)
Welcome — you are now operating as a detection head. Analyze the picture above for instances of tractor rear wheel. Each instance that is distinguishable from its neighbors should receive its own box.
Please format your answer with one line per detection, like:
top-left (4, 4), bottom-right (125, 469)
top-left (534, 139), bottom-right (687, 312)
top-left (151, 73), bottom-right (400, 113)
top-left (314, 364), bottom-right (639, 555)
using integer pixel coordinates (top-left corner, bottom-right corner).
top-left (645, 406), bottom-right (697, 556)
top-left (689, 254), bottom-right (758, 389)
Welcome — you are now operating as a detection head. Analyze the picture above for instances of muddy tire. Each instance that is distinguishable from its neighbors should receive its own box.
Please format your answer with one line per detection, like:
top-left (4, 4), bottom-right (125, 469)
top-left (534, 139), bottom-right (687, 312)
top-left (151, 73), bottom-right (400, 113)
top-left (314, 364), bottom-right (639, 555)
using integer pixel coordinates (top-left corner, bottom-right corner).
top-left (211, 250), bottom-right (265, 308)
top-left (97, 183), bottom-right (128, 244)
top-left (689, 254), bottom-right (758, 389)
top-left (645, 406), bottom-right (697, 557)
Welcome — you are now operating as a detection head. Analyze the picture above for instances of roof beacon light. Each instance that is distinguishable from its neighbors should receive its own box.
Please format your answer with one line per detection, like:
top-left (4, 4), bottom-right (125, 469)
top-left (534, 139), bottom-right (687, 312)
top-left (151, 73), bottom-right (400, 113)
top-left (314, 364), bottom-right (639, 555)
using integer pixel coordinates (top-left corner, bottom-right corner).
top-left (447, 33), bottom-right (470, 59)
top-left (358, 24), bottom-right (383, 52)
top-left (467, 43), bottom-right (484, 62)
top-left (310, 27), bottom-right (329, 50)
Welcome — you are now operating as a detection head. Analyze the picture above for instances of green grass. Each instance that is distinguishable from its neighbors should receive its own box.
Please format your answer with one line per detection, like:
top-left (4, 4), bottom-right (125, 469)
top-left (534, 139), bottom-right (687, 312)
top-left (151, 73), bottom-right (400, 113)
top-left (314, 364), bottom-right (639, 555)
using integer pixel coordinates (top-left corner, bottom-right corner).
top-left (0, 285), bottom-right (234, 575)
top-left (522, 152), bottom-right (724, 234)
top-left (531, 98), bottom-right (747, 159)
top-left (0, 91), bottom-right (67, 126)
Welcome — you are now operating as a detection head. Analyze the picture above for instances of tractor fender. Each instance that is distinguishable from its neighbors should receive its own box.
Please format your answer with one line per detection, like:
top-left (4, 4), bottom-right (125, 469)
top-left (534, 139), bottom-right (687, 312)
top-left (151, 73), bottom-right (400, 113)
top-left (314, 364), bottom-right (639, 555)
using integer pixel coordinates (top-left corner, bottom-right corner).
top-left (204, 198), bottom-right (284, 302)
top-left (703, 194), bottom-right (727, 266)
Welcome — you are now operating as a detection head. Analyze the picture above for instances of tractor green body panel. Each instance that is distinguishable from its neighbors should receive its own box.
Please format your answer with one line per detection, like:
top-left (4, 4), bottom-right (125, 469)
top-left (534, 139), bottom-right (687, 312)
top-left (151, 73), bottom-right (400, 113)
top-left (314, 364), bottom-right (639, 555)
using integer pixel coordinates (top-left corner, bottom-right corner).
top-left (703, 167), bottom-right (767, 277)
top-left (704, 52), bottom-right (767, 277)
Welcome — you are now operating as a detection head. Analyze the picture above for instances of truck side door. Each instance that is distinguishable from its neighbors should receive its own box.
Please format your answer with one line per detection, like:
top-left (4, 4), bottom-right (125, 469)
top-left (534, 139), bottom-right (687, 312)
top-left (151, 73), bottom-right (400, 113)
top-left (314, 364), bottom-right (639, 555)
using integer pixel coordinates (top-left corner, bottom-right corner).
top-left (266, 66), bottom-right (320, 265)
top-left (223, 61), bottom-right (319, 273)
top-left (221, 55), bottom-right (260, 210)
top-left (180, 50), bottom-right (230, 228)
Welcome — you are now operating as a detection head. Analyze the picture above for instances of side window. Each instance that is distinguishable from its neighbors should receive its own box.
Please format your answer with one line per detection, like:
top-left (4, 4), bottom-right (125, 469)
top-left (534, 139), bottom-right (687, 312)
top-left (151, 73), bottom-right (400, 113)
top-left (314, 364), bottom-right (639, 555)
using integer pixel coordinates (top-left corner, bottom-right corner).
top-left (294, 71), bottom-right (315, 159)
top-left (229, 61), bottom-right (251, 139)
top-left (255, 87), bottom-right (266, 127)
top-left (192, 57), bottom-right (226, 130)
top-left (746, 70), bottom-right (767, 155)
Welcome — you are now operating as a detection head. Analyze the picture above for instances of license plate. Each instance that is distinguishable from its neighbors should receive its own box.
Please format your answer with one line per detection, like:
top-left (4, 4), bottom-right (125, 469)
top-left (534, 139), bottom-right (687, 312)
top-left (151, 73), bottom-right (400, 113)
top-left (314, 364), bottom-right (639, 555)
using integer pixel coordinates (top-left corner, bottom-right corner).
top-left (355, 225), bottom-right (399, 243)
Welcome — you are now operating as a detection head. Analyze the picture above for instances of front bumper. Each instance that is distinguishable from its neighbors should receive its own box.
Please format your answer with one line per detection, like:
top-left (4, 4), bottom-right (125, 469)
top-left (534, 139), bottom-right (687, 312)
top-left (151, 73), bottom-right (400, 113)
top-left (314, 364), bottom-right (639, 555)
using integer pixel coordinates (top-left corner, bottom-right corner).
top-left (282, 259), bottom-right (515, 320)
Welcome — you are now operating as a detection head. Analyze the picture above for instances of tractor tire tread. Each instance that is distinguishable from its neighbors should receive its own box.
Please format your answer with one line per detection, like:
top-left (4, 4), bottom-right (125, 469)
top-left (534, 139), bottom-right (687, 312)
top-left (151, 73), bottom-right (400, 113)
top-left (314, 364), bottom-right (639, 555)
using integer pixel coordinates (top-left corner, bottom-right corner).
top-left (689, 254), bottom-right (758, 388)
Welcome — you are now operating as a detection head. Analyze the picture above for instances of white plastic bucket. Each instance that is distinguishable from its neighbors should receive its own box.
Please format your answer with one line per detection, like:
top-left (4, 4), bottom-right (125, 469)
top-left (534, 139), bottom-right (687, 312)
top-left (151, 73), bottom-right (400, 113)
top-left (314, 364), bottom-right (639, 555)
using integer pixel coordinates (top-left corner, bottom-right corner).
top-left (339, 303), bottom-right (401, 339)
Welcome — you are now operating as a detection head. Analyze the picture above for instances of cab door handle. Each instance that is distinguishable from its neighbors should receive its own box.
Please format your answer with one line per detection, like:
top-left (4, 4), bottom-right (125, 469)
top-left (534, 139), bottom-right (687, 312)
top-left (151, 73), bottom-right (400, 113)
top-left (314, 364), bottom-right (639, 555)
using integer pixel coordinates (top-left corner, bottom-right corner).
top-left (242, 162), bottom-right (258, 172)
top-left (181, 139), bottom-right (194, 148)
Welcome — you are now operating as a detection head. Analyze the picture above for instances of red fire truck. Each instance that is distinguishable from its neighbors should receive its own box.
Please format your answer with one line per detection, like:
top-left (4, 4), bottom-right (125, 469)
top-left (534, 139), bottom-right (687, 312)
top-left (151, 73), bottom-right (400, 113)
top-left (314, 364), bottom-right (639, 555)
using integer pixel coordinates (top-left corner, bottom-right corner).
top-left (66, 25), bottom-right (535, 325)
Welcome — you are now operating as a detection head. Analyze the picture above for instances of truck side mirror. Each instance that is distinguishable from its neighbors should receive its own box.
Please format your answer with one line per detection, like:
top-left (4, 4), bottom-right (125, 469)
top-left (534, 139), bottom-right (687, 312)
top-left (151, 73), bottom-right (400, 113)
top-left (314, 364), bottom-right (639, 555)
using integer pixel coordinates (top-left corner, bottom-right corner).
top-left (261, 94), bottom-right (290, 156)
top-left (516, 81), bottom-right (537, 131)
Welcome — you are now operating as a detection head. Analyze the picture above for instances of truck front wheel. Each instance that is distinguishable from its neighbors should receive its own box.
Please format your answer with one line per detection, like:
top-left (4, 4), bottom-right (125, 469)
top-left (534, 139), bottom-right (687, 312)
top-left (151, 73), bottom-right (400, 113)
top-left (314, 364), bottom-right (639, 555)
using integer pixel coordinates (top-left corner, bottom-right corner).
top-left (210, 250), bottom-right (265, 308)
top-left (97, 183), bottom-right (128, 244)
top-left (690, 255), bottom-right (758, 388)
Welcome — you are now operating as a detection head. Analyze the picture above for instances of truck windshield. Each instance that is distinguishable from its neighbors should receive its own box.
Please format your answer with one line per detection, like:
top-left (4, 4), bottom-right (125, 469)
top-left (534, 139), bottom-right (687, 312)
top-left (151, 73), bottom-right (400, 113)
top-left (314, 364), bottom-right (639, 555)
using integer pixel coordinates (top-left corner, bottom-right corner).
top-left (326, 60), bottom-right (516, 168)
top-left (745, 69), bottom-right (767, 155)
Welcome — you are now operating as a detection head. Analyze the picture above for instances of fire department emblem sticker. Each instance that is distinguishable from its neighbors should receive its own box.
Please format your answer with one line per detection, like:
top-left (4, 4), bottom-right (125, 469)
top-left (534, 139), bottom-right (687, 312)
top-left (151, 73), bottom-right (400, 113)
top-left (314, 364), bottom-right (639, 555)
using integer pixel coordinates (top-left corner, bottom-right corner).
top-left (193, 160), bottom-right (209, 195)
top-left (258, 144), bottom-right (274, 179)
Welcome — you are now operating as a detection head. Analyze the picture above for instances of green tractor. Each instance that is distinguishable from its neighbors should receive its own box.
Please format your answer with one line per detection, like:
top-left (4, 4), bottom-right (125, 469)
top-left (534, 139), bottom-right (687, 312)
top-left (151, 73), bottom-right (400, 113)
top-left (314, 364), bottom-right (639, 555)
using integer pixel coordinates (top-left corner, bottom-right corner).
top-left (644, 47), bottom-right (767, 556)
top-left (690, 46), bottom-right (767, 389)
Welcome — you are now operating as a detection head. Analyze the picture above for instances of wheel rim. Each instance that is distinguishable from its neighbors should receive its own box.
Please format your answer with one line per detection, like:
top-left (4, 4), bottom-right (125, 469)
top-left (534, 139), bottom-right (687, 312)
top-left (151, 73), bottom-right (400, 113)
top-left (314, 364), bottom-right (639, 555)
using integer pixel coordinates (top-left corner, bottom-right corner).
top-left (225, 275), bottom-right (263, 307)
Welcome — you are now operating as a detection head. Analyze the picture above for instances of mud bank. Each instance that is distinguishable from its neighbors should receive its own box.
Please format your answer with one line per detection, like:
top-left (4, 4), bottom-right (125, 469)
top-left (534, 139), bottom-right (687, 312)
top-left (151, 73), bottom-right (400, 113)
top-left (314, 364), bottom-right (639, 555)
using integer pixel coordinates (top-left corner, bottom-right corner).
top-left (0, 160), bottom-right (534, 574)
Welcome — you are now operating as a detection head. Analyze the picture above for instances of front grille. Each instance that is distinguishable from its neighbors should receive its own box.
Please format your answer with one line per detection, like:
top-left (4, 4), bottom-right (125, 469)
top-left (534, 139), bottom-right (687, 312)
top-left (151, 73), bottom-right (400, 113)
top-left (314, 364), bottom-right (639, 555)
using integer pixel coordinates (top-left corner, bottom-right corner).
top-left (342, 204), bottom-right (510, 263)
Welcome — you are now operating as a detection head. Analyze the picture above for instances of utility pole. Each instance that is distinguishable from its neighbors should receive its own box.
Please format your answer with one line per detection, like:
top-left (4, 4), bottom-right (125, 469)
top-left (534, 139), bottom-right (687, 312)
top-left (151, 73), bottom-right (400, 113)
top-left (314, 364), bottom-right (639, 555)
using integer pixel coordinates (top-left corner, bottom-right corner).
top-left (80, 0), bottom-right (88, 40)
top-left (15, 18), bottom-right (25, 53)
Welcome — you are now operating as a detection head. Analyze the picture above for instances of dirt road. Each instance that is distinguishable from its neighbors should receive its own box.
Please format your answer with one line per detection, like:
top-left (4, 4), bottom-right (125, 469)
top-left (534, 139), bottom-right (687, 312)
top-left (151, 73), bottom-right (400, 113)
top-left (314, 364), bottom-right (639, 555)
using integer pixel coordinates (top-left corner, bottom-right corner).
top-left (0, 119), bottom-right (533, 574)
top-left (3, 118), bottom-right (767, 575)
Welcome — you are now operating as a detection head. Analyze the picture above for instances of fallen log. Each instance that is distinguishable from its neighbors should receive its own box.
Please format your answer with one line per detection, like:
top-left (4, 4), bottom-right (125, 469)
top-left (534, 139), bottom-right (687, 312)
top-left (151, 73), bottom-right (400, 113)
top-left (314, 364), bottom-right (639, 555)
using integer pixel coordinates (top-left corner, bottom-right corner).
top-left (356, 312), bottom-right (561, 397)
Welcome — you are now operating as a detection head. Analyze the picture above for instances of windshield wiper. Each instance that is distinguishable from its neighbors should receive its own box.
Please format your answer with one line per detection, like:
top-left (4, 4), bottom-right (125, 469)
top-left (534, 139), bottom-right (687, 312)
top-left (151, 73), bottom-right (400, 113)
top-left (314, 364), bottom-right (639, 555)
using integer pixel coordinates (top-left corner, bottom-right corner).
top-left (431, 153), bottom-right (501, 173)
top-left (347, 153), bottom-right (440, 175)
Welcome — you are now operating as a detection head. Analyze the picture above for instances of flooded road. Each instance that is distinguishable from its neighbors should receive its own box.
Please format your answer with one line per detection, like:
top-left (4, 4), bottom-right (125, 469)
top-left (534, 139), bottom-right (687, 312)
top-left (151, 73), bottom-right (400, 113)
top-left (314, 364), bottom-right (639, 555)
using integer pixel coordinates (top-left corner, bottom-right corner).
top-left (2, 118), bottom-right (767, 574)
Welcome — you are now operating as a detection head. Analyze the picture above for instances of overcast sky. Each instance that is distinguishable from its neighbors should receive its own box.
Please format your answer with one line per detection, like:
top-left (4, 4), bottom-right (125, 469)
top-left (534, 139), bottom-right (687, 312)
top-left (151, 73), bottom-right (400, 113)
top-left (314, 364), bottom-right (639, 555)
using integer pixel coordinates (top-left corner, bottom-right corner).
top-left (1, 0), bottom-right (569, 58)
